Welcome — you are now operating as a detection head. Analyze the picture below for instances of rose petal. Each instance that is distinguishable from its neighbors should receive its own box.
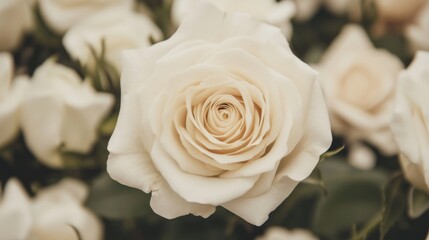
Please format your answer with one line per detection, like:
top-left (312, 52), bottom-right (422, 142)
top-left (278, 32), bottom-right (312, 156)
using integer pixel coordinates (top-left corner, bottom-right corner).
top-left (151, 140), bottom-right (259, 205)
top-left (107, 152), bottom-right (161, 194)
top-left (150, 180), bottom-right (216, 219)
top-left (222, 177), bottom-right (298, 226)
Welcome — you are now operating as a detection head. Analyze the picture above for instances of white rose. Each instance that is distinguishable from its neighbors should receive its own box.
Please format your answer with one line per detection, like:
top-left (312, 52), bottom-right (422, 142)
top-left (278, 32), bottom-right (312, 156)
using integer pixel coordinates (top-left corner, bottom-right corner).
top-left (406, 3), bottom-right (429, 52)
top-left (20, 59), bottom-right (114, 168)
top-left (391, 51), bottom-right (429, 193)
top-left (0, 52), bottom-right (29, 148)
top-left (374, 0), bottom-right (427, 22)
top-left (256, 227), bottom-right (318, 240)
top-left (0, 178), bottom-right (103, 240)
top-left (107, 3), bottom-right (332, 226)
top-left (317, 25), bottom-right (403, 166)
top-left (39, 0), bottom-right (134, 34)
top-left (63, 8), bottom-right (162, 72)
top-left (172, 0), bottom-right (296, 39)
top-left (0, 0), bottom-right (33, 51)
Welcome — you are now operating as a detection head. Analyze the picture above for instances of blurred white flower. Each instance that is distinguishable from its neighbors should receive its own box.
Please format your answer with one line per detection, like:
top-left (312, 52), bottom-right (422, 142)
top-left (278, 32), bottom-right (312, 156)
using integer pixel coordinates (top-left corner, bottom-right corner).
top-left (0, 178), bottom-right (102, 240)
top-left (171, 0), bottom-right (296, 39)
top-left (107, 3), bottom-right (331, 226)
top-left (323, 0), bottom-right (361, 20)
top-left (256, 226), bottom-right (318, 240)
top-left (293, 0), bottom-right (321, 21)
top-left (391, 51), bottom-right (429, 193)
top-left (20, 59), bottom-right (114, 168)
top-left (39, 0), bottom-right (134, 34)
top-left (317, 25), bottom-right (403, 167)
top-left (406, 3), bottom-right (429, 52)
top-left (374, 0), bottom-right (427, 22)
top-left (63, 8), bottom-right (162, 72)
top-left (0, 52), bottom-right (29, 148)
top-left (348, 143), bottom-right (376, 170)
top-left (0, 0), bottom-right (33, 51)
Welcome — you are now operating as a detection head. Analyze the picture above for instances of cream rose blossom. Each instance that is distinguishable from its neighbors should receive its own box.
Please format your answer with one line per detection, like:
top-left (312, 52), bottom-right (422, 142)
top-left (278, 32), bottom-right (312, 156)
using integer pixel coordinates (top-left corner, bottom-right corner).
top-left (63, 8), bottom-right (162, 71)
top-left (406, 3), bottom-right (429, 52)
top-left (317, 25), bottom-right (403, 168)
top-left (107, 3), bottom-right (332, 225)
top-left (391, 51), bottom-right (429, 193)
top-left (256, 227), bottom-right (319, 240)
top-left (0, 52), bottom-right (29, 148)
top-left (0, 178), bottom-right (102, 240)
top-left (172, 0), bottom-right (296, 39)
top-left (39, 0), bottom-right (134, 34)
top-left (20, 59), bottom-right (114, 168)
top-left (0, 0), bottom-right (32, 51)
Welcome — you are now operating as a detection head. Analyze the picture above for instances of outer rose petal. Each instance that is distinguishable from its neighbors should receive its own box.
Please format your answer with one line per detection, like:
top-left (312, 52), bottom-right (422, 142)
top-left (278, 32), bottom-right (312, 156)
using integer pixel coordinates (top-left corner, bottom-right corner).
top-left (107, 152), bottom-right (161, 194)
top-left (0, 178), bottom-right (33, 240)
top-left (20, 92), bottom-right (64, 167)
top-left (150, 180), bottom-right (216, 219)
top-left (222, 177), bottom-right (298, 226)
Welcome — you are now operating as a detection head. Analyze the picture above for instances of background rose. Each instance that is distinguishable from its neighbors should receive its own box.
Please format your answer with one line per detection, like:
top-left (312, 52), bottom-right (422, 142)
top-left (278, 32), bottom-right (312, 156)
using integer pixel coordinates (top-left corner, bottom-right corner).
top-left (391, 51), bottom-right (429, 193)
top-left (63, 8), bottom-right (162, 72)
top-left (39, 0), bottom-right (134, 34)
top-left (0, 52), bottom-right (29, 148)
top-left (256, 226), bottom-right (318, 240)
top-left (171, 0), bottom-right (296, 39)
top-left (107, 3), bottom-right (332, 226)
top-left (0, 178), bottom-right (102, 240)
top-left (0, 0), bottom-right (32, 51)
top-left (317, 24), bottom-right (403, 169)
top-left (20, 59), bottom-right (114, 168)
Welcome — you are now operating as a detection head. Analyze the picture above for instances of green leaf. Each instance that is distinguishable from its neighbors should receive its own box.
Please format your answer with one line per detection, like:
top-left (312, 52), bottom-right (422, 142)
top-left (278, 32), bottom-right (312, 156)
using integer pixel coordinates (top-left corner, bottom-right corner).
top-left (379, 174), bottom-right (408, 240)
top-left (86, 172), bottom-right (151, 220)
top-left (408, 187), bottom-right (429, 218)
top-left (312, 160), bottom-right (388, 239)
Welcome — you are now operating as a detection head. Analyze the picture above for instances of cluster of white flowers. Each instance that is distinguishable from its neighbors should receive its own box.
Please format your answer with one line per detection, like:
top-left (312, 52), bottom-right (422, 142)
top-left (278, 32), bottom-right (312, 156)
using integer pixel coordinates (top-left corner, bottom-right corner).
top-left (0, 0), bottom-right (429, 239)
top-left (0, 53), bottom-right (113, 168)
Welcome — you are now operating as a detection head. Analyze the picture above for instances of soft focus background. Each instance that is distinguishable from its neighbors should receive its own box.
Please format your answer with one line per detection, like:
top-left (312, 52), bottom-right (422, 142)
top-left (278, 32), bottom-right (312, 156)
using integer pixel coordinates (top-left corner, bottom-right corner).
top-left (1, 0), bottom-right (429, 239)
